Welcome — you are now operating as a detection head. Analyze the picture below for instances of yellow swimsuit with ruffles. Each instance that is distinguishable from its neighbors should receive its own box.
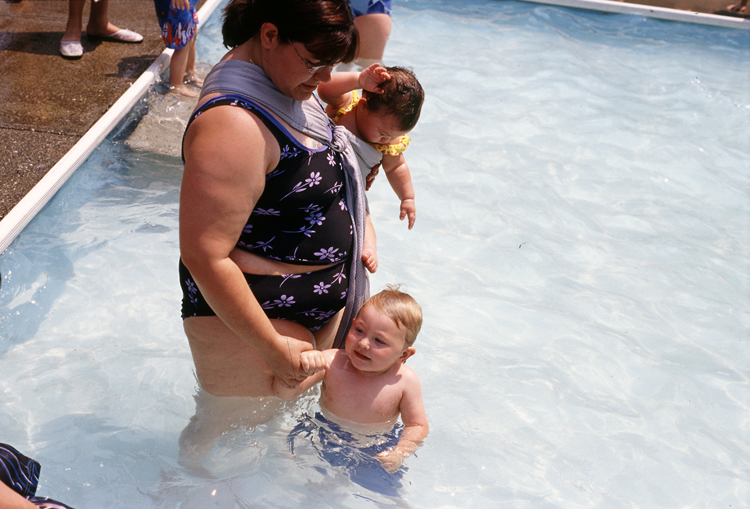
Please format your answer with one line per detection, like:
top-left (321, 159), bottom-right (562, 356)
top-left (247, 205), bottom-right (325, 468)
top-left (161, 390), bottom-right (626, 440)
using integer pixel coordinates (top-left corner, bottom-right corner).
top-left (331, 90), bottom-right (411, 156)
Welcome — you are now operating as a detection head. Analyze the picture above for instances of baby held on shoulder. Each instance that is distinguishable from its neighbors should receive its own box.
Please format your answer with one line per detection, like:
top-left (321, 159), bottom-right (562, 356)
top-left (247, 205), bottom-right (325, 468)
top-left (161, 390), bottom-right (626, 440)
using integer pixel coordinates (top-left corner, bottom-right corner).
top-left (318, 64), bottom-right (424, 274)
top-left (272, 285), bottom-right (428, 473)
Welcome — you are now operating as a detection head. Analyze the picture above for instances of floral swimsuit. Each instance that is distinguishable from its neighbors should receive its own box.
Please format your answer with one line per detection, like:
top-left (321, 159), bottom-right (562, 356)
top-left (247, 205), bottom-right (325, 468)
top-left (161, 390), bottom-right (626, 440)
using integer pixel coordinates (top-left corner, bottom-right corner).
top-left (180, 94), bottom-right (353, 331)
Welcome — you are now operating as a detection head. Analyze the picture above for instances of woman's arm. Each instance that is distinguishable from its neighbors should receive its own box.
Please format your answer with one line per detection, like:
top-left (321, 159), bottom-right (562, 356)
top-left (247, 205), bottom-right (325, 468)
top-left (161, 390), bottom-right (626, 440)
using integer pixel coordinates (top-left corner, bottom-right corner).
top-left (381, 154), bottom-right (416, 229)
top-left (180, 104), bottom-right (312, 388)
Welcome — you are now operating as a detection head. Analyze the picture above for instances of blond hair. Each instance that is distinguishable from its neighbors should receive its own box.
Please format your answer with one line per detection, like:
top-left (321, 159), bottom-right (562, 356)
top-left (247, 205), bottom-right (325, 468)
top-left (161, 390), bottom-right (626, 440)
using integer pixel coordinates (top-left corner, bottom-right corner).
top-left (361, 284), bottom-right (423, 346)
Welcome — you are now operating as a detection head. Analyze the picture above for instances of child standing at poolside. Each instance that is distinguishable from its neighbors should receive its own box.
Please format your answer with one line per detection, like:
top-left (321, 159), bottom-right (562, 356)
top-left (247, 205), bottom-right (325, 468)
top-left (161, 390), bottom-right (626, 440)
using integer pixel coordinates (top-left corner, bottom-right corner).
top-left (273, 285), bottom-right (429, 473)
top-left (318, 65), bottom-right (424, 273)
top-left (154, 0), bottom-right (202, 97)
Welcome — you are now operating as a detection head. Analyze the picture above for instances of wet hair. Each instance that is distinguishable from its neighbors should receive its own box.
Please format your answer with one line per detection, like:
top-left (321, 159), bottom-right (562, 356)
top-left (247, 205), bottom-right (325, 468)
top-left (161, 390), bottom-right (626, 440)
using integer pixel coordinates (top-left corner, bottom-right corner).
top-left (361, 67), bottom-right (424, 132)
top-left (361, 284), bottom-right (423, 347)
top-left (221, 0), bottom-right (358, 65)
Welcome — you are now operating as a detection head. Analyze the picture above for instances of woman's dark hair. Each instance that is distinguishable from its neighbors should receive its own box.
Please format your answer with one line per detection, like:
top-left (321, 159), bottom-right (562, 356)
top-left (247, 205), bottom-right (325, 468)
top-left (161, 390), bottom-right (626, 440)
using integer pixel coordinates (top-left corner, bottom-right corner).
top-left (222, 0), bottom-right (358, 65)
top-left (362, 67), bottom-right (425, 132)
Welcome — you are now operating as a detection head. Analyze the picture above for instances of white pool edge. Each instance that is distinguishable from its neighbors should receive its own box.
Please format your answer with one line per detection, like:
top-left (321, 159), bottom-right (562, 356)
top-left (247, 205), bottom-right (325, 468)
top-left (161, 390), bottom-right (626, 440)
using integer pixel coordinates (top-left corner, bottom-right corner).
top-left (0, 0), bottom-right (746, 255)
top-left (0, 0), bottom-right (225, 255)
top-left (520, 0), bottom-right (750, 29)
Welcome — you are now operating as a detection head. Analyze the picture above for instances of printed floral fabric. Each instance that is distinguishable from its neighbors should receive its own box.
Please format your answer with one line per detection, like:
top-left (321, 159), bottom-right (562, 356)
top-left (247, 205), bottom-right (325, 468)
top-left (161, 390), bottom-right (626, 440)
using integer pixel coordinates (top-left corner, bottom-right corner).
top-left (179, 95), bottom-right (354, 330)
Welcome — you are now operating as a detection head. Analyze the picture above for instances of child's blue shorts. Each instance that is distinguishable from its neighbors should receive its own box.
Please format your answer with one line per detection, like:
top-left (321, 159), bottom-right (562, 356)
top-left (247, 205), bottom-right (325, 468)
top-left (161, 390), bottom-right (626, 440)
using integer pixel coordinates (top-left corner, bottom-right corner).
top-left (288, 413), bottom-right (406, 496)
top-left (154, 0), bottom-right (199, 50)
top-left (349, 0), bottom-right (392, 17)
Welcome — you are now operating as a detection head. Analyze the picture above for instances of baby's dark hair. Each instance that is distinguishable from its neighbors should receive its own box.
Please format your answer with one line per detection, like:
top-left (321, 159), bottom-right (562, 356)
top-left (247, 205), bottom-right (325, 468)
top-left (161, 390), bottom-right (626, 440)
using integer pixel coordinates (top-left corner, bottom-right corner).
top-left (361, 67), bottom-right (424, 132)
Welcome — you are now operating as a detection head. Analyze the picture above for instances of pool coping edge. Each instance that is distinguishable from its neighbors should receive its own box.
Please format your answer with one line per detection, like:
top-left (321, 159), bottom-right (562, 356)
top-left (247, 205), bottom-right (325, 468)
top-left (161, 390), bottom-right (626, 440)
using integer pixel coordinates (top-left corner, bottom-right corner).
top-left (0, 0), bottom-right (225, 255)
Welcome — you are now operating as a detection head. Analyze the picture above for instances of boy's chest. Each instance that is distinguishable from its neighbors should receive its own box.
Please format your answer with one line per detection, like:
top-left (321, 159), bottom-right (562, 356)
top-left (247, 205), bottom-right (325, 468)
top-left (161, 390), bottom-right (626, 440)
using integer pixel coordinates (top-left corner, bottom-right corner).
top-left (321, 369), bottom-right (403, 424)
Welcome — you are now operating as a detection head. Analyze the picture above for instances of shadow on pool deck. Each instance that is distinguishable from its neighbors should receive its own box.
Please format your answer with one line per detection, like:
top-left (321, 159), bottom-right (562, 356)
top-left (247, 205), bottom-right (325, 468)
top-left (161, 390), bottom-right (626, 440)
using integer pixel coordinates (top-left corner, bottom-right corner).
top-left (0, 0), bottom-right (746, 225)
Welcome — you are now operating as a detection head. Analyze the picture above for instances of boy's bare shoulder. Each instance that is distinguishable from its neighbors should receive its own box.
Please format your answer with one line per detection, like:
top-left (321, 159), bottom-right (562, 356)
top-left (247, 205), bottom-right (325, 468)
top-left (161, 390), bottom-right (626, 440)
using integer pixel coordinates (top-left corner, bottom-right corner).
top-left (396, 362), bottom-right (421, 383)
top-left (326, 348), bottom-right (347, 365)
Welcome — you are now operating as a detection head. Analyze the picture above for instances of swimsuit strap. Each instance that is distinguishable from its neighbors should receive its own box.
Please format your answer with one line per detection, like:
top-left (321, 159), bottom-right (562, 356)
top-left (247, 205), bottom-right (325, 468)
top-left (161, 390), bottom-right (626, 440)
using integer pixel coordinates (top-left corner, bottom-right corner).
top-left (182, 94), bottom-right (332, 161)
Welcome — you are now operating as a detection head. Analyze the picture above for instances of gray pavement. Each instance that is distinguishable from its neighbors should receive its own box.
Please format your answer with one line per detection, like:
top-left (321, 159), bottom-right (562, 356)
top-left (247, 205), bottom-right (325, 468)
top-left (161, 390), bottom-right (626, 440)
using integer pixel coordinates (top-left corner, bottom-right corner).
top-left (0, 0), bottom-right (187, 221)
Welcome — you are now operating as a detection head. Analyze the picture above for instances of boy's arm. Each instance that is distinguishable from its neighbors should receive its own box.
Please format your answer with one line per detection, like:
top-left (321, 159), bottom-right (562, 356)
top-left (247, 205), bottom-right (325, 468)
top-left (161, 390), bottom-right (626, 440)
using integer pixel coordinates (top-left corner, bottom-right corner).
top-left (272, 349), bottom-right (333, 400)
top-left (376, 371), bottom-right (429, 473)
top-left (382, 154), bottom-right (416, 229)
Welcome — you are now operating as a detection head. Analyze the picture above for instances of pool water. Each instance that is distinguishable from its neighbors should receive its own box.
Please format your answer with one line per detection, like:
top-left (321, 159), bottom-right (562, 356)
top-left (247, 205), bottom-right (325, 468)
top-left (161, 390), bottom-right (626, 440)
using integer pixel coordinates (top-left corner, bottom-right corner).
top-left (1, 0), bottom-right (748, 507)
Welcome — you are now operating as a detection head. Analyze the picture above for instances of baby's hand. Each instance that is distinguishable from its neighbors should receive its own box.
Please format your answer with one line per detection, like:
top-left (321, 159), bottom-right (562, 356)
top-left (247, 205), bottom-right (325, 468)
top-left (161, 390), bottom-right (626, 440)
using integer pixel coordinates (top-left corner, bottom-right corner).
top-left (171, 0), bottom-right (191, 10)
top-left (365, 164), bottom-right (380, 191)
top-left (298, 350), bottom-right (329, 377)
top-left (362, 245), bottom-right (378, 273)
top-left (400, 199), bottom-right (416, 230)
top-left (375, 449), bottom-right (404, 474)
top-left (359, 63), bottom-right (391, 94)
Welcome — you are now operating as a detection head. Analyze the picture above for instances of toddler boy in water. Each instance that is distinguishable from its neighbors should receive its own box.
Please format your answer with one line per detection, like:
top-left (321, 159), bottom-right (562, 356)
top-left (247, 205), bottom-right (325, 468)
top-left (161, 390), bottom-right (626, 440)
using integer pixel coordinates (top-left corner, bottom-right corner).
top-left (273, 285), bottom-right (429, 473)
top-left (154, 0), bottom-right (203, 97)
top-left (318, 64), bottom-right (424, 273)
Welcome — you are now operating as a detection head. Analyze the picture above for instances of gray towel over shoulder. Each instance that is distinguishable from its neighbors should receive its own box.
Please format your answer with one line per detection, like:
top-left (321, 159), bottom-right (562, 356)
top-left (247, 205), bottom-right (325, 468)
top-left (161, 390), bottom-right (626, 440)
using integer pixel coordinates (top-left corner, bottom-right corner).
top-left (200, 60), bottom-right (376, 348)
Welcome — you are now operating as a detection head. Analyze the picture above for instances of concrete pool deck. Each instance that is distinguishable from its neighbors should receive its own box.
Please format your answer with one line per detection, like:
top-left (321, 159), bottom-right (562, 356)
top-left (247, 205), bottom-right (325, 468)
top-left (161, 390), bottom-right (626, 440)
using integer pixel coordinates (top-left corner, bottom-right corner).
top-left (0, 0), bottom-right (747, 249)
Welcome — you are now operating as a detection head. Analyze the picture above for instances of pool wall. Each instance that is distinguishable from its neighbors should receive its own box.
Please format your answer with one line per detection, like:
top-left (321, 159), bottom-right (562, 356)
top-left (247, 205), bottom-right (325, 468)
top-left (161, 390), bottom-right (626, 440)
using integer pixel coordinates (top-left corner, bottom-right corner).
top-left (522, 0), bottom-right (750, 28)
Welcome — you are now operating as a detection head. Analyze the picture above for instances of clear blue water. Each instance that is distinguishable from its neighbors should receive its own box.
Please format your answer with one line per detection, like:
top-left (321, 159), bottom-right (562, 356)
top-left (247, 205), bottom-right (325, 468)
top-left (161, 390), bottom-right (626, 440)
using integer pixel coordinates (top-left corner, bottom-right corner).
top-left (1, 0), bottom-right (748, 507)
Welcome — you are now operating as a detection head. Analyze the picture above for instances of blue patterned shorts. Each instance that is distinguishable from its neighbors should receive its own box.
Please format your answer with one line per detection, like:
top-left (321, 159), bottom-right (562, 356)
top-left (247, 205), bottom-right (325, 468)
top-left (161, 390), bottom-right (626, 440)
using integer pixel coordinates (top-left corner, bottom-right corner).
top-left (349, 0), bottom-right (392, 17)
top-left (154, 0), bottom-right (198, 50)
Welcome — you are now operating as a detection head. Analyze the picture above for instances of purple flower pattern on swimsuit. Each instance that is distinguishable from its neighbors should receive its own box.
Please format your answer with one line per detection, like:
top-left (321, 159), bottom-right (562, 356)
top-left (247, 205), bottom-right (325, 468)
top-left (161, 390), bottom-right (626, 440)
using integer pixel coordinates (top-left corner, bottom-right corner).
top-left (179, 94), bottom-right (353, 330)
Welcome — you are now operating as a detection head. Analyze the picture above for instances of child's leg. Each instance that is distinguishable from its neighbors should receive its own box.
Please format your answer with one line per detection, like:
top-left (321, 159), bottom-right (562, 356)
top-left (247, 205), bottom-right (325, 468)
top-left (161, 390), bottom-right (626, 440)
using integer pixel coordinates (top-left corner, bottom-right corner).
top-left (168, 46), bottom-right (199, 97)
top-left (184, 38), bottom-right (203, 87)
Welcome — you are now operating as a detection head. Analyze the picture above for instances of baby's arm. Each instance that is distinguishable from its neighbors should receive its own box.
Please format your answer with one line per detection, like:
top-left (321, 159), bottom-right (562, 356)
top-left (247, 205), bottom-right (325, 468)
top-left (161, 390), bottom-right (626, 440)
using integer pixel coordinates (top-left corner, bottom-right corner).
top-left (382, 154), bottom-right (416, 229)
top-left (376, 371), bottom-right (429, 473)
top-left (318, 64), bottom-right (390, 112)
top-left (362, 213), bottom-right (378, 273)
top-left (272, 349), bottom-right (333, 400)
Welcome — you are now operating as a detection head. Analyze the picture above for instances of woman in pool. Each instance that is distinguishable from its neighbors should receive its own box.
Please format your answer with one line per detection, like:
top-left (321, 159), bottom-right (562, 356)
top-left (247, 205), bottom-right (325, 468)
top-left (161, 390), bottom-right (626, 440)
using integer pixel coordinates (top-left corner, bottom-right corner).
top-left (178, 0), bottom-right (373, 399)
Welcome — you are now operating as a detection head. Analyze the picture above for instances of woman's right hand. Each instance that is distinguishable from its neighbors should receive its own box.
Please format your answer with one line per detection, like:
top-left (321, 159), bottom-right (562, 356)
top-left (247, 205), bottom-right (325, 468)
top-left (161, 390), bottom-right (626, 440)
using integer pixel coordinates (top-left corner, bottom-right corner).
top-left (263, 333), bottom-right (315, 389)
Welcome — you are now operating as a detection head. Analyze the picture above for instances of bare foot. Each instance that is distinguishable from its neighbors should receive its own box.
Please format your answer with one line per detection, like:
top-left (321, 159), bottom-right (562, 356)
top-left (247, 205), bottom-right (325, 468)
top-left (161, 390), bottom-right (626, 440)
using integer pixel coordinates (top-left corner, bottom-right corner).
top-left (185, 72), bottom-right (204, 88)
top-left (169, 84), bottom-right (200, 98)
